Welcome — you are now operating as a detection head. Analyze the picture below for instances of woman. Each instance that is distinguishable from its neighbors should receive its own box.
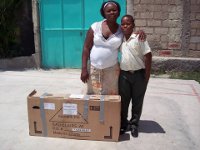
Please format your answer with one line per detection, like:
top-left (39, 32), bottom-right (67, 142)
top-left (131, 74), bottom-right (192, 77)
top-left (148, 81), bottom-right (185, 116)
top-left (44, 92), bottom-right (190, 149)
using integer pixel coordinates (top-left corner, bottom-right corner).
top-left (81, 1), bottom-right (145, 95)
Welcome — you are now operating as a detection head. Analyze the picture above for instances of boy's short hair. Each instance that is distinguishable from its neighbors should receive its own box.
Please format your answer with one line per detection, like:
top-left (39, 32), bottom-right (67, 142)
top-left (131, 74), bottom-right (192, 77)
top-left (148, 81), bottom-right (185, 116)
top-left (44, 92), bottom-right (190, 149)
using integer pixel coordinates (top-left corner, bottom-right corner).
top-left (121, 15), bottom-right (135, 27)
top-left (100, 0), bottom-right (121, 18)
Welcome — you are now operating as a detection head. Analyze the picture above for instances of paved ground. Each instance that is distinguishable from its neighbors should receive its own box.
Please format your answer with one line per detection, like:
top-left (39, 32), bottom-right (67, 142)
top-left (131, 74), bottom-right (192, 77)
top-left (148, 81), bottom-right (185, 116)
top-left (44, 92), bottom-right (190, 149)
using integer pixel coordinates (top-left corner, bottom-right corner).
top-left (0, 69), bottom-right (200, 150)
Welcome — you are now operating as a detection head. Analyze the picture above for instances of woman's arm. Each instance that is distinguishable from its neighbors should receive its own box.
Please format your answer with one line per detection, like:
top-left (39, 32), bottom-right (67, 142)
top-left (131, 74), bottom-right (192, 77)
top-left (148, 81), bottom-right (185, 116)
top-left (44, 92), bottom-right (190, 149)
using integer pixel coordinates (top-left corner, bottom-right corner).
top-left (135, 30), bottom-right (146, 41)
top-left (81, 28), bottom-right (94, 83)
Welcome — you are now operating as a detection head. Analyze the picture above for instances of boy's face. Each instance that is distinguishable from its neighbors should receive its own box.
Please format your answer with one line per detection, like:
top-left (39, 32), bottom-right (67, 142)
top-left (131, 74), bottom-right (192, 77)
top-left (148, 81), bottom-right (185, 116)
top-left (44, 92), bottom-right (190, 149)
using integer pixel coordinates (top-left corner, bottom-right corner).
top-left (121, 17), bottom-right (134, 35)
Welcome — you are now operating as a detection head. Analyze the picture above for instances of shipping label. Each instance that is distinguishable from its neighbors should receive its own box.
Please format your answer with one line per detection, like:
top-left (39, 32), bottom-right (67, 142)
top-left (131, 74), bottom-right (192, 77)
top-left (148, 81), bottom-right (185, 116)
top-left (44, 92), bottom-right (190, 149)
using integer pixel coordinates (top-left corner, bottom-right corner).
top-left (44, 103), bottom-right (55, 110)
top-left (63, 103), bottom-right (77, 115)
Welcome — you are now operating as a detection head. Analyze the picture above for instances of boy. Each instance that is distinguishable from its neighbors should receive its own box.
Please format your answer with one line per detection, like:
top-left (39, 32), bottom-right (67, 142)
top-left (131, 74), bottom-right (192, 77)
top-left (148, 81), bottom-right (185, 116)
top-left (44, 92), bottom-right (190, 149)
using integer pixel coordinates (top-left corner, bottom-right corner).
top-left (119, 15), bottom-right (152, 137)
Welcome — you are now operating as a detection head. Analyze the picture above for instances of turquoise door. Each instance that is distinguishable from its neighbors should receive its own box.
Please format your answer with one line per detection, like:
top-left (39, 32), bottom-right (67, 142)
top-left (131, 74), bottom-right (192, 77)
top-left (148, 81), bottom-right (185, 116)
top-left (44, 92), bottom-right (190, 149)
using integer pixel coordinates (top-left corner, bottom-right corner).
top-left (39, 0), bottom-right (126, 68)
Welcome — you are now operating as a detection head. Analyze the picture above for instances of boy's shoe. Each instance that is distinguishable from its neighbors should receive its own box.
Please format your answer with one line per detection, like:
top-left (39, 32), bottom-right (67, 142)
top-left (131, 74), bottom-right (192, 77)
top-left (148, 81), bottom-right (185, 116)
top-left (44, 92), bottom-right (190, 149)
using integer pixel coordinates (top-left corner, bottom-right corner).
top-left (131, 126), bottom-right (138, 137)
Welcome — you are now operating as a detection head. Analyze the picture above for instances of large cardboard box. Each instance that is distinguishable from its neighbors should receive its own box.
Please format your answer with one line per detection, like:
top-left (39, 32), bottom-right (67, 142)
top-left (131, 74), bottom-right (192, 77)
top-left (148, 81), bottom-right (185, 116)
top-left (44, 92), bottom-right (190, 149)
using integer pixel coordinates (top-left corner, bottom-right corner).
top-left (27, 90), bottom-right (121, 141)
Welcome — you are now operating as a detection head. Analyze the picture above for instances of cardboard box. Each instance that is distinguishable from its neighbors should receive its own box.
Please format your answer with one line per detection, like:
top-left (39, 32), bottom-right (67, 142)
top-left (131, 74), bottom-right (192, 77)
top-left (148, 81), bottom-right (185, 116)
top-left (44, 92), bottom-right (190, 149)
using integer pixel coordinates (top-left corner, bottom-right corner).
top-left (27, 90), bottom-right (121, 141)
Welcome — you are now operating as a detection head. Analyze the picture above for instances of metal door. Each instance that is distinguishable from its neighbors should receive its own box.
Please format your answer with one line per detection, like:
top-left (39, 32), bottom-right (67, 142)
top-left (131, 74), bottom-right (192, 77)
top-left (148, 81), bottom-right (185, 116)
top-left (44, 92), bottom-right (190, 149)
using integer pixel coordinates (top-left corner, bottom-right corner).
top-left (39, 0), bottom-right (126, 68)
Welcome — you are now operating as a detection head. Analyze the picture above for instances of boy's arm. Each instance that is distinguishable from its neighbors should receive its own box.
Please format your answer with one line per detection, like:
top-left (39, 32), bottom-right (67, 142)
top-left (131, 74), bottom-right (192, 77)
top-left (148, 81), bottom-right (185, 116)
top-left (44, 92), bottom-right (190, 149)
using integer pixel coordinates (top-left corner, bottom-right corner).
top-left (144, 52), bottom-right (152, 83)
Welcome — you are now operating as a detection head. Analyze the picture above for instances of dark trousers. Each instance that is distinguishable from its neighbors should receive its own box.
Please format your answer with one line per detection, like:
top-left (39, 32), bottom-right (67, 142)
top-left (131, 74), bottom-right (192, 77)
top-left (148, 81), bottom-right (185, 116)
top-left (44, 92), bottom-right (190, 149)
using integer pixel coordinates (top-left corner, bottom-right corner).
top-left (119, 69), bottom-right (147, 129)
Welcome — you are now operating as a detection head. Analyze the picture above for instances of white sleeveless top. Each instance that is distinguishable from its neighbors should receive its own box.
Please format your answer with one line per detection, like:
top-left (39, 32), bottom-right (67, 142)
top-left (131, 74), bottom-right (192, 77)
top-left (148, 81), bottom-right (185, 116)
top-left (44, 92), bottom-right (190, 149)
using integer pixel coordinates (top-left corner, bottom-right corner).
top-left (90, 20), bottom-right (123, 69)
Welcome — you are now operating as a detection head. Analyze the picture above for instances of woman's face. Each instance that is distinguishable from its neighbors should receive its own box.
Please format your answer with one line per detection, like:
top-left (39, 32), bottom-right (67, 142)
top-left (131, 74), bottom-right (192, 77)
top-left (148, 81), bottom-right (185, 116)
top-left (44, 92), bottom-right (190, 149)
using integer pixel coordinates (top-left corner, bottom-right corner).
top-left (103, 3), bottom-right (119, 21)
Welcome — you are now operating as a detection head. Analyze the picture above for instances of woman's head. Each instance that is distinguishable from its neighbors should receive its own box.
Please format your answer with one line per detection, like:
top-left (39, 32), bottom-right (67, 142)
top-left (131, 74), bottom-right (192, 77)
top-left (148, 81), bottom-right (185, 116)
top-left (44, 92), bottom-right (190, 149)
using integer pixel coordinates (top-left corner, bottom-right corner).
top-left (100, 1), bottom-right (121, 19)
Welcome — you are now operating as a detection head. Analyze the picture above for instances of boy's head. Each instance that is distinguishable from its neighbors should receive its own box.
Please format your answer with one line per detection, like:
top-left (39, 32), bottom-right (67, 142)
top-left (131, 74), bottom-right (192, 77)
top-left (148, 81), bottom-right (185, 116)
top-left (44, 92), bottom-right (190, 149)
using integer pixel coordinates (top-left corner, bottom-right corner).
top-left (121, 15), bottom-right (135, 35)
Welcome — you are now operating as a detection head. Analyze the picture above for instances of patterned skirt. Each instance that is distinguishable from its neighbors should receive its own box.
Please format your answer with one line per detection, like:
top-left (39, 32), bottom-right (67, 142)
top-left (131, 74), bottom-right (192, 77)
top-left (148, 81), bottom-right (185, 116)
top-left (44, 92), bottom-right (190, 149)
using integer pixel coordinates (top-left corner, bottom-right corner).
top-left (87, 63), bottom-right (120, 95)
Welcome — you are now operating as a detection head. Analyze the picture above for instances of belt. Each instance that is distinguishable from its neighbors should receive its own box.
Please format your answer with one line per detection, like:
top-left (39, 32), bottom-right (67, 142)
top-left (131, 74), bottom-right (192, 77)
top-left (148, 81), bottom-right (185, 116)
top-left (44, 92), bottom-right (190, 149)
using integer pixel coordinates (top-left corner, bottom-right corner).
top-left (122, 69), bottom-right (144, 74)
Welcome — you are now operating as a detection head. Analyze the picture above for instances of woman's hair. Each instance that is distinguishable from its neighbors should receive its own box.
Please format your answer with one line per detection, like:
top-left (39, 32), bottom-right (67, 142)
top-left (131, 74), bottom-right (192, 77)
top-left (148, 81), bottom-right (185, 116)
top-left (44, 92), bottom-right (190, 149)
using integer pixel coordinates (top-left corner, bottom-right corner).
top-left (100, 0), bottom-right (121, 18)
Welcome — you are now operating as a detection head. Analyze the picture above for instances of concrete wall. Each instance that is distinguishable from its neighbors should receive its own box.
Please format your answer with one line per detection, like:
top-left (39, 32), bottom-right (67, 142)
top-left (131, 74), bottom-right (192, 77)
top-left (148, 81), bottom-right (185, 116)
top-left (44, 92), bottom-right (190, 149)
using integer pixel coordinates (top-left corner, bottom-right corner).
top-left (189, 0), bottom-right (200, 56)
top-left (32, 0), bottom-right (41, 68)
top-left (4, 0), bottom-right (197, 70)
top-left (1, 0), bottom-right (200, 70)
top-left (32, 0), bottom-right (200, 59)
top-left (127, 0), bottom-right (200, 58)
top-left (0, 55), bottom-right (37, 70)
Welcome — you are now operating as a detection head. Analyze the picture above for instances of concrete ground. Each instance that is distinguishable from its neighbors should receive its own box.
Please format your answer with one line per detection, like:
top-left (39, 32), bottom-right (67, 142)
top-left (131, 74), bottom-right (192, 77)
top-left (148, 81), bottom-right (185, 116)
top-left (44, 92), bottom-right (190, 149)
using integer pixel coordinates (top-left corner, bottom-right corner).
top-left (0, 69), bottom-right (200, 150)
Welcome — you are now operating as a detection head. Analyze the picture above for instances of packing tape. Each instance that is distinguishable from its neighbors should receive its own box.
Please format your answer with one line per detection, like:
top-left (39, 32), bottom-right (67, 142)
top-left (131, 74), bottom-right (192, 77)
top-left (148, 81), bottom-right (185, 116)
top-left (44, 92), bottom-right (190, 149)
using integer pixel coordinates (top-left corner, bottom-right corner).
top-left (99, 95), bottom-right (105, 123)
top-left (40, 93), bottom-right (49, 137)
top-left (83, 95), bottom-right (90, 120)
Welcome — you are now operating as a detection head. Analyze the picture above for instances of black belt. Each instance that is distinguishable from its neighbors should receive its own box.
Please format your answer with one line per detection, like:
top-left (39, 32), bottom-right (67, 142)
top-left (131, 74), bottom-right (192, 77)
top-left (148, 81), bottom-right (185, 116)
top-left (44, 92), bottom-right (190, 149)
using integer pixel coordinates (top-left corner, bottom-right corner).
top-left (122, 69), bottom-right (144, 74)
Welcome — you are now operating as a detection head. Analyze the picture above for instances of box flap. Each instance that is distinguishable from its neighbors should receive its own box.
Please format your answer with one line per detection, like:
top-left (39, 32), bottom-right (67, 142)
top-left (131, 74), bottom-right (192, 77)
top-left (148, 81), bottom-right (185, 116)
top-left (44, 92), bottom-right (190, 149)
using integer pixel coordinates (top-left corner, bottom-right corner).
top-left (28, 90), bottom-right (37, 97)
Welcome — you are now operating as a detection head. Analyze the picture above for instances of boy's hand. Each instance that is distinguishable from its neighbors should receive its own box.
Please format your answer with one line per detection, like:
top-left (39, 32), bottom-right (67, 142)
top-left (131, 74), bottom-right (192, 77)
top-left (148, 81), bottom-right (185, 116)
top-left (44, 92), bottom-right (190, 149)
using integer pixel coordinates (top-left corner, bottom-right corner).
top-left (135, 30), bottom-right (146, 41)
